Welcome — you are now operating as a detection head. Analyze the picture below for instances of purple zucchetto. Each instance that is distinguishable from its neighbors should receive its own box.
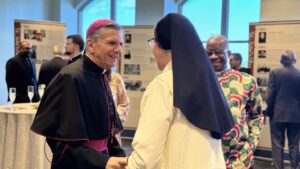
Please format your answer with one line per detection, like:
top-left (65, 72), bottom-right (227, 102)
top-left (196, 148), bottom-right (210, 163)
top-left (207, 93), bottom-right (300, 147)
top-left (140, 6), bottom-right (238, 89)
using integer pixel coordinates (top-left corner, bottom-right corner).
top-left (86, 19), bottom-right (115, 37)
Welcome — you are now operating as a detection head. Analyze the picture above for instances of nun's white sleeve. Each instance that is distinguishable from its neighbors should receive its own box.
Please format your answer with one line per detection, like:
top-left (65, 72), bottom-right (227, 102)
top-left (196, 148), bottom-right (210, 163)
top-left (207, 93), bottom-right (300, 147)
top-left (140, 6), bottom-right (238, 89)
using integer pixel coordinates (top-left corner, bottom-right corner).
top-left (127, 75), bottom-right (173, 169)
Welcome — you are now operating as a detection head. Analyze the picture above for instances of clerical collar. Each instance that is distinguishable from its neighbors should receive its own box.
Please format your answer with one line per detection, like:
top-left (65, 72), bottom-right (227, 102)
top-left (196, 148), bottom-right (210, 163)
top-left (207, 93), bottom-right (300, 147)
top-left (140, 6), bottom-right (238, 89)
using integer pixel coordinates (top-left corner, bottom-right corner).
top-left (83, 55), bottom-right (104, 75)
top-left (102, 69), bottom-right (107, 75)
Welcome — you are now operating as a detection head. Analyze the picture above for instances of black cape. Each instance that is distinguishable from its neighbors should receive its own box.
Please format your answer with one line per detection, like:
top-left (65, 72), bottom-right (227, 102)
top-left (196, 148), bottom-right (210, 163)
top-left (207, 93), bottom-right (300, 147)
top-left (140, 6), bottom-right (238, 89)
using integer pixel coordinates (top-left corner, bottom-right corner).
top-left (31, 56), bottom-right (124, 169)
top-left (32, 55), bottom-right (122, 140)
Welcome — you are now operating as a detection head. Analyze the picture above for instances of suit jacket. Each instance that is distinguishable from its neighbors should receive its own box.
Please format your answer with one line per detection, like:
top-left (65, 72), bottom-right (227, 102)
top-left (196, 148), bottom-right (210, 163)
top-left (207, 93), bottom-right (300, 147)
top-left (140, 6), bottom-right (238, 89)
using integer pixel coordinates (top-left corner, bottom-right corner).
top-left (6, 54), bottom-right (39, 103)
top-left (266, 65), bottom-right (300, 122)
top-left (239, 67), bottom-right (251, 74)
top-left (38, 57), bottom-right (67, 86)
top-left (68, 54), bottom-right (82, 64)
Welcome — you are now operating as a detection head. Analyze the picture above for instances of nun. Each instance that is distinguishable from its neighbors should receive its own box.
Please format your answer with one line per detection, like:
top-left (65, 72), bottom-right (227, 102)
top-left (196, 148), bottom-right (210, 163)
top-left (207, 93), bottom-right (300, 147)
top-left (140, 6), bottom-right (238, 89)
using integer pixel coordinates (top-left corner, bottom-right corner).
top-left (127, 13), bottom-right (234, 169)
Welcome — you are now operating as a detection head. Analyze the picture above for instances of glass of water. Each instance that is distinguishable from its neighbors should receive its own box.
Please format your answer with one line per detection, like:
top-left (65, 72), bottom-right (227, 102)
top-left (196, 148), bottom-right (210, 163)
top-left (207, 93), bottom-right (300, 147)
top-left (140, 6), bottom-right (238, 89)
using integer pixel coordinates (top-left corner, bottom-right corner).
top-left (38, 84), bottom-right (45, 99)
top-left (27, 86), bottom-right (34, 103)
top-left (9, 87), bottom-right (16, 110)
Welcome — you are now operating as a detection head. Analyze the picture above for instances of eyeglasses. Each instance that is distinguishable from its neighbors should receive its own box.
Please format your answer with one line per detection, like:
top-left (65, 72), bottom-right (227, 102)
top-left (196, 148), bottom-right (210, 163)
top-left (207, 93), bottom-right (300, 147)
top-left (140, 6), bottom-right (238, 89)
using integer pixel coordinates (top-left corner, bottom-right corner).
top-left (147, 38), bottom-right (155, 48)
top-left (206, 49), bottom-right (228, 56)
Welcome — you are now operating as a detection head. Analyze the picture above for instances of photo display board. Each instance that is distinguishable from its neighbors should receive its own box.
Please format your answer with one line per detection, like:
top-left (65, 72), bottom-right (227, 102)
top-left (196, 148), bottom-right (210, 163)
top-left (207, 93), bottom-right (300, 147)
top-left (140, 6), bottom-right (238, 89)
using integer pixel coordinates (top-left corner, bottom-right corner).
top-left (15, 19), bottom-right (66, 76)
top-left (120, 26), bottom-right (161, 129)
top-left (249, 20), bottom-right (300, 105)
top-left (249, 20), bottom-right (300, 150)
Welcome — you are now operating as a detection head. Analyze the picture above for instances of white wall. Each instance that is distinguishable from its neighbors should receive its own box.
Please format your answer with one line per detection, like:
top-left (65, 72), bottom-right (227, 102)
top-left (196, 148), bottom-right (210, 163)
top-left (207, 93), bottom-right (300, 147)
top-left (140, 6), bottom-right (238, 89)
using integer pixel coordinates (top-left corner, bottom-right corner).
top-left (135, 0), bottom-right (164, 25)
top-left (260, 0), bottom-right (300, 21)
top-left (135, 0), bottom-right (178, 25)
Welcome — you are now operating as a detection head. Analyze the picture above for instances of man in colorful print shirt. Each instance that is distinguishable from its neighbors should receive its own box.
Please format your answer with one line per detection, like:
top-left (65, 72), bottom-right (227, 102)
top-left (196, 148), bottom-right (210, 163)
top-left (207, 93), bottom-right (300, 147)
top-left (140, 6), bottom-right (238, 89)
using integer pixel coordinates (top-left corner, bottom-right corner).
top-left (206, 35), bottom-right (264, 169)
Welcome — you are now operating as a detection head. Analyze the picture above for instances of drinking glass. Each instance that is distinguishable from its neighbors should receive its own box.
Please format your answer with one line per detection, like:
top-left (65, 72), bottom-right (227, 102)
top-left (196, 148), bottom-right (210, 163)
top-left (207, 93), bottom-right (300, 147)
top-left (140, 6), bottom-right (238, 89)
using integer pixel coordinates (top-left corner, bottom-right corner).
top-left (38, 84), bottom-right (45, 99)
top-left (9, 87), bottom-right (16, 110)
top-left (27, 86), bottom-right (34, 103)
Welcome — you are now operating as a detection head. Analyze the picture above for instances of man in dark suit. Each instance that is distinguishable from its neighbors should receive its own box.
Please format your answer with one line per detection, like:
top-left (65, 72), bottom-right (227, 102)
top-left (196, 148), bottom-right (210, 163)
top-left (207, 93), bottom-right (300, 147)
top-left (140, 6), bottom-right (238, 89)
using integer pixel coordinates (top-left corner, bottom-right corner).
top-left (266, 49), bottom-right (300, 169)
top-left (64, 34), bottom-right (84, 64)
top-left (38, 43), bottom-right (67, 86)
top-left (6, 41), bottom-right (39, 103)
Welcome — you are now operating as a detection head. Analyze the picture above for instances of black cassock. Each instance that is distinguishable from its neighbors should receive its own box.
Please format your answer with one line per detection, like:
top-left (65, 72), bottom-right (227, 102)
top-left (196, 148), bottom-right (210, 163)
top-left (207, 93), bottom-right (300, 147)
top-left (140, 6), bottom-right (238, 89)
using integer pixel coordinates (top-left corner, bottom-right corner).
top-left (31, 56), bottom-right (124, 169)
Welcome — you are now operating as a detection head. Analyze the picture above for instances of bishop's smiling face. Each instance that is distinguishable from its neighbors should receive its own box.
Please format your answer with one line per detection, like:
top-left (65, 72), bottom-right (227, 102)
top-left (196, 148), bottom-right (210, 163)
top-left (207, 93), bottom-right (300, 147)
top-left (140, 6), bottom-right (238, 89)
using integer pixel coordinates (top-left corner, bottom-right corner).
top-left (87, 28), bottom-right (123, 69)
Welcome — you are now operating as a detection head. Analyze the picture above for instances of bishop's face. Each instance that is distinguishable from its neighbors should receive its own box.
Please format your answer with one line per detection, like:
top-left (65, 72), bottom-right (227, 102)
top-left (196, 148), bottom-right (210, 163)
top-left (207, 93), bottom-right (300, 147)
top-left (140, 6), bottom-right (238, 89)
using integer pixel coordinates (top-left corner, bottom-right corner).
top-left (87, 29), bottom-right (123, 69)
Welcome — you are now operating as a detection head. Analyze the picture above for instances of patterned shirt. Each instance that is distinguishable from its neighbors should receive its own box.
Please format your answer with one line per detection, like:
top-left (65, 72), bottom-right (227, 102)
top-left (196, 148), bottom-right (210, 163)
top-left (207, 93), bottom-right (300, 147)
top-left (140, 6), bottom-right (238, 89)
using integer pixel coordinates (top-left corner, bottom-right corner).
top-left (217, 69), bottom-right (264, 169)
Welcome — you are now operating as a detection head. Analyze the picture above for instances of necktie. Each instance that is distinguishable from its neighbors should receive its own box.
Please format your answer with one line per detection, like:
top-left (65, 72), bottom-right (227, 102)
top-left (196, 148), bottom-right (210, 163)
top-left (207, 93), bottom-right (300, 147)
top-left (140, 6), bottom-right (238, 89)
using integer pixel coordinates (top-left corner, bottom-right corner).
top-left (25, 57), bottom-right (38, 97)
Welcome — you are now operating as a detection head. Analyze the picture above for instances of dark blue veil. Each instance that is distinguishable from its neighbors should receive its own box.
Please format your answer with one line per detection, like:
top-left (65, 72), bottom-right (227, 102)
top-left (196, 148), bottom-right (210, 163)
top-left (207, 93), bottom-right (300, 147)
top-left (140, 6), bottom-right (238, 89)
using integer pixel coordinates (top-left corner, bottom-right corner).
top-left (155, 13), bottom-right (234, 139)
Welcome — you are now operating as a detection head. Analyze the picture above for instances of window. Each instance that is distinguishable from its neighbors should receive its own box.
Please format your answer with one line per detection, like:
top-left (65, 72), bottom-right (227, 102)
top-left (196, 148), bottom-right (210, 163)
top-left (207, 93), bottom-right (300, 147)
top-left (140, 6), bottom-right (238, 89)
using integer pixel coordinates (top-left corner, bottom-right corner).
top-left (181, 0), bottom-right (260, 68)
top-left (80, 0), bottom-right (136, 39)
top-left (181, 0), bottom-right (222, 41)
top-left (116, 0), bottom-right (136, 26)
top-left (228, 0), bottom-right (260, 67)
top-left (228, 0), bottom-right (260, 40)
top-left (79, 0), bottom-right (136, 72)
top-left (81, 0), bottom-right (110, 40)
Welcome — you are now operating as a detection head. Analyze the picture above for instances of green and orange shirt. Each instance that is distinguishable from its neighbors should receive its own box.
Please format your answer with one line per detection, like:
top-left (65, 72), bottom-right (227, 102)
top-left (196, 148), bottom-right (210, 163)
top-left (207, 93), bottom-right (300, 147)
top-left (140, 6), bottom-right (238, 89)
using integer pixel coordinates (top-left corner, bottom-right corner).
top-left (217, 69), bottom-right (264, 169)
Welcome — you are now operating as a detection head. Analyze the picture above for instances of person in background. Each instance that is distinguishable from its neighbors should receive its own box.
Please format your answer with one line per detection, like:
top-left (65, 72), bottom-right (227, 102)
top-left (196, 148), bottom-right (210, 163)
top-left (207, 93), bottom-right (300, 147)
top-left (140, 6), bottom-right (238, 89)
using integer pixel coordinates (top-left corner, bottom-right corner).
top-left (6, 40), bottom-right (39, 103)
top-left (65, 34), bottom-right (84, 64)
top-left (266, 50), bottom-right (300, 169)
top-left (229, 53), bottom-right (250, 74)
top-left (31, 19), bottom-right (127, 169)
top-left (106, 69), bottom-right (130, 145)
top-left (38, 43), bottom-right (67, 86)
top-left (206, 35), bottom-right (264, 169)
top-left (127, 13), bottom-right (234, 169)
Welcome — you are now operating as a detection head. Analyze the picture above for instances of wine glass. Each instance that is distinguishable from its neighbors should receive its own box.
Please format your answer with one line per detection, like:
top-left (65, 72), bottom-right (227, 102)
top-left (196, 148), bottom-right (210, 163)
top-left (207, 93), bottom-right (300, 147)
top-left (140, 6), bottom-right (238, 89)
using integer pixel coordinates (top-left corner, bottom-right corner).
top-left (38, 84), bottom-right (45, 99)
top-left (9, 87), bottom-right (16, 110)
top-left (27, 86), bottom-right (34, 103)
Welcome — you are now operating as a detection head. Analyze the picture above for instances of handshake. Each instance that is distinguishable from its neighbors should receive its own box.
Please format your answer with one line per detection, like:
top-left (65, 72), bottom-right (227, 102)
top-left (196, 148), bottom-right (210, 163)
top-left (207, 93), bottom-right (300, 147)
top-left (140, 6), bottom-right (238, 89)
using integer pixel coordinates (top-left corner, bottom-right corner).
top-left (106, 157), bottom-right (128, 169)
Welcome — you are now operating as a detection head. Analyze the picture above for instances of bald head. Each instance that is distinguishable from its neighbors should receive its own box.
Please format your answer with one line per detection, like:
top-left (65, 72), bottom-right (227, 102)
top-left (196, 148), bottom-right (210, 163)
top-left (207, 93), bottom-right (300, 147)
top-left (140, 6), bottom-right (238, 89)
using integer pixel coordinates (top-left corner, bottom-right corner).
top-left (19, 41), bottom-right (32, 50)
top-left (280, 49), bottom-right (297, 66)
top-left (18, 41), bottom-right (33, 57)
top-left (206, 35), bottom-right (229, 51)
top-left (53, 43), bottom-right (64, 56)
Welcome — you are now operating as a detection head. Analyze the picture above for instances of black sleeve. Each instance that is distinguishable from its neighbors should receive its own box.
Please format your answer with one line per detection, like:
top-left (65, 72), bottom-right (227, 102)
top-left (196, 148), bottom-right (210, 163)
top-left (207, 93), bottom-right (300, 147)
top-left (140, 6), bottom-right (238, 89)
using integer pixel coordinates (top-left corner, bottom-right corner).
top-left (107, 136), bottom-right (126, 157)
top-left (5, 59), bottom-right (22, 102)
top-left (38, 66), bottom-right (46, 85)
top-left (266, 70), bottom-right (276, 117)
top-left (5, 59), bottom-right (17, 89)
top-left (47, 138), bottom-right (109, 169)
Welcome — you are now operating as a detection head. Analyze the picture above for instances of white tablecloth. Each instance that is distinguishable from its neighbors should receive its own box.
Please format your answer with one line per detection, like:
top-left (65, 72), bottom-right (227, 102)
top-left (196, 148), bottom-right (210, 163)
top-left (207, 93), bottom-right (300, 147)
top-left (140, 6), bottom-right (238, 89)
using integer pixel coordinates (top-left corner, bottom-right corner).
top-left (0, 103), bottom-right (51, 169)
